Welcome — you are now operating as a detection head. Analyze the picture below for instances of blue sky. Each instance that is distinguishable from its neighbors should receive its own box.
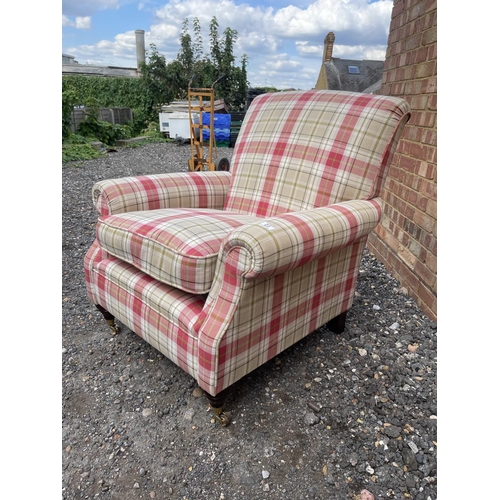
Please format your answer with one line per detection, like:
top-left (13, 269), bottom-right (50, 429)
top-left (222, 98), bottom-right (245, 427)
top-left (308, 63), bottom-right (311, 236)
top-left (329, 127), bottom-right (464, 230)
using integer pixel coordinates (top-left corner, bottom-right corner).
top-left (62, 0), bottom-right (394, 90)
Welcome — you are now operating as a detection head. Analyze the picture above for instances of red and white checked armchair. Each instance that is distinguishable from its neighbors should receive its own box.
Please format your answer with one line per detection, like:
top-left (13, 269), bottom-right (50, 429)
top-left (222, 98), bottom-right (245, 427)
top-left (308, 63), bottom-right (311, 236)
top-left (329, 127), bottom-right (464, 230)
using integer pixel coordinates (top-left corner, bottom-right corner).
top-left (84, 90), bottom-right (410, 425)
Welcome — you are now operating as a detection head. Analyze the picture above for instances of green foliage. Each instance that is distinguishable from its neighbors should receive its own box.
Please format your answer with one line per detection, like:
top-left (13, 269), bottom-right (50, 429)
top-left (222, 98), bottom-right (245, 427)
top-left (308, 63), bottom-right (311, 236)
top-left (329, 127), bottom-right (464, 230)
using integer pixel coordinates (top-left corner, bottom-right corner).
top-left (140, 120), bottom-right (164, 138)
top-left (62, 131), bottom-right (170, 163)
top-left (62, 75), bottom-right (148, 135)
top-left (178, 19), bottom-right (195, 76)
top-left (61, 75), bottom-right (144, 108)
top-left (75, 98), bottom-right (132, 145)
top-left (62, 142), bottom-right (104, 163)
top-left (228, 54), bottom-right (249, 111)
top-left (209, 18), bottom-right (223, 70)
top-left (254, 86), bottom-right (280, 93)
top-left (137, 45), bottom-right (186, 125)
top-left (177, 16), bottom-right (249, 110)
top-left (64, 133), bottom-right (88, 145)
top-left (131, 18), bottom-right (249, 121)
top-left (62, 89), bottom-right (78, 140)
top-left (77, 119), bottom-right (132, 145)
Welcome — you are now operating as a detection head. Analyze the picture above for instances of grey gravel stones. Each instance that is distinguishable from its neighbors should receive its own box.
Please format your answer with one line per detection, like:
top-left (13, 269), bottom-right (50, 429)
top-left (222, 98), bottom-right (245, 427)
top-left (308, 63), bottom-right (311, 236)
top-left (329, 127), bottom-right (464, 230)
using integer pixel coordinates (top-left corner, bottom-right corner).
top-left (62, 142), bottom-right (437, 500)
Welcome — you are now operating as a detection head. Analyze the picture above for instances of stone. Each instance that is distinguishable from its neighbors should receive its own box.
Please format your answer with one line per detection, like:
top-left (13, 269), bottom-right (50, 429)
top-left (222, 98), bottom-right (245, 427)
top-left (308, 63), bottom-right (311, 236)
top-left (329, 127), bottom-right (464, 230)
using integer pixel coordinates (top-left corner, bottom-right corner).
top-left (304, 412), bottom-right (320, 426)
top-left (360, 489), bottom-right (375, 500)
top-left (184, 408), bottom-right (195, 421)
top-left (384, 425), bottom-right (401, 438)
top-left (407, 441), bottom-right (419, 454)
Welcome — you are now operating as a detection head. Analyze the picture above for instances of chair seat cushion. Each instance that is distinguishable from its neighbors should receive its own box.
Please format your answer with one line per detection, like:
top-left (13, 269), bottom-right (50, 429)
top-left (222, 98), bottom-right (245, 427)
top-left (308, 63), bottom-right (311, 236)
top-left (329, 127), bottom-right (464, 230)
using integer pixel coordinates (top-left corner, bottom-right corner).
top-left (96, 208), bottom-right (258, 294)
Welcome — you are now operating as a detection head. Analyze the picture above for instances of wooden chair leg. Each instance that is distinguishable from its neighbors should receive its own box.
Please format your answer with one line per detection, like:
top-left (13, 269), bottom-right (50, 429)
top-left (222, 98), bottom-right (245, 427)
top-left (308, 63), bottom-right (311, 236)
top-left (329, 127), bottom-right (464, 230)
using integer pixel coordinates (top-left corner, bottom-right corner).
top-left (204, 387), bottom-right (231, 427)
top-left (95, 304), bottom-right (120, 334)
top-left (327, 310), bottom-right (347, 334)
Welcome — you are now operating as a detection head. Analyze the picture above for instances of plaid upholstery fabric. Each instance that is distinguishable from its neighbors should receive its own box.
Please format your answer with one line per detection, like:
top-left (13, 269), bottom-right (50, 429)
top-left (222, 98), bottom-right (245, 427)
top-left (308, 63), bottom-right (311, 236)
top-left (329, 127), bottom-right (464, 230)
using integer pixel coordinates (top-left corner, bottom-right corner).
top-left (225, 90), bottom-right (410, 216)
top-left (197, 240), bottom-right (367, 394)
top-left (221, 198), bottom-right (383, 280)
top-left (96, 197), bottom-right (380, 295)
top-left (85, 241), bottom-right (204, 378)
top-left (93, 171), bottom-right (231, 216)
top-left (96, 209), bottom-right (258, 294)
top-left (84, 89), bottom-right (411, 398)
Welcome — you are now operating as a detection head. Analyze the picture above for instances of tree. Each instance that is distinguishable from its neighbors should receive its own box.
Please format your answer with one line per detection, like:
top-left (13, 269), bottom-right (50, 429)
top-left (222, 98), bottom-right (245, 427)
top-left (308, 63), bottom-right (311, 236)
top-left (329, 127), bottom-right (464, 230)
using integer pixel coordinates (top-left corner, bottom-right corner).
top-left (136, 17), bottom-right (248, 122)
top-left (179, 16), bottom-right (249, 110)
top-left (137, 44), bottom-right (170, 125)
top-left (192, 17), bottom-right (203, 63)
top-left (231, 54), bottom-right (249, 110)
top-left (178, 19), bottom-right (194, 77)
top-left (138, 44), bottom-right (186, 125)
top-left (209, 17), bottom-right (222, 70)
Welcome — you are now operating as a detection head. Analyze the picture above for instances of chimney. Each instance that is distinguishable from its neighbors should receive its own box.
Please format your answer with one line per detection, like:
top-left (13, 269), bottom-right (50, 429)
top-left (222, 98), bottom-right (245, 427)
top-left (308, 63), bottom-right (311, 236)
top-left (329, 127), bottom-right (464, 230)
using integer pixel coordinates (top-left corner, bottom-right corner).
top-left (323, 32), bottom-right (335, 62)
top-left (135, 30), bottom-right (146, 69)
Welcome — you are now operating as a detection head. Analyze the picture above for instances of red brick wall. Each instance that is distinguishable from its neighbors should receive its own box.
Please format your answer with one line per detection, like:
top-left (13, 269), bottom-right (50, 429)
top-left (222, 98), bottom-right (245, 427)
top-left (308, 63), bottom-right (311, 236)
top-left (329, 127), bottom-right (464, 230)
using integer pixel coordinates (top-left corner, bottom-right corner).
top-left (367, 0), bottom-right (437, 321)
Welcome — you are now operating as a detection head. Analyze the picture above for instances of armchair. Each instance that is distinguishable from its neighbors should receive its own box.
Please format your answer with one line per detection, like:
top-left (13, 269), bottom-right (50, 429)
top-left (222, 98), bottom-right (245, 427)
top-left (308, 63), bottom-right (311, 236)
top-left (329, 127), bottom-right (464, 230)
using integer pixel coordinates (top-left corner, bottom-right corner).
top-left (84, 90), bottom-right (410, 425)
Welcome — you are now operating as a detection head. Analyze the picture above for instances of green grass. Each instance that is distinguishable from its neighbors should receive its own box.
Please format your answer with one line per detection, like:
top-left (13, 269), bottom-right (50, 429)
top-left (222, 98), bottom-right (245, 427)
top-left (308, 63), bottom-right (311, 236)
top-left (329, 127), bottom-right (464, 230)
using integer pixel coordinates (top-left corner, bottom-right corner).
top-left (62, 135), bottom-right (174, 163)
top-left (62, 143), bottom-right (104, 163)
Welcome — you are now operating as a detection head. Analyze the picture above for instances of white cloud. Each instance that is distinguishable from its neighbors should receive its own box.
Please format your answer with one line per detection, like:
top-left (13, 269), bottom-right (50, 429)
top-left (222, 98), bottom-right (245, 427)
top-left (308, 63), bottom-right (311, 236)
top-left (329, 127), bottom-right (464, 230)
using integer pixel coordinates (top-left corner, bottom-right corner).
top-left (262, 55), bottom-right (302, 72)
top-left (268, 0), bottom-right (390, 38)
top-left (62, 0), bottom-right (393, 89)
top-left (238, 33), bottom-right (280, 55)
top-left (75, 17), bottom-right (92, 29)
top-left (295, 41), bottom-right (322, 57)
top-left (65, 31), bottom-right (137, 66)
top-left (363, 46), bottom-right (388, 60)
top-left (332, 43), bottom-right (388, 60)
top-left (62, 15), bottom-right (74, 28)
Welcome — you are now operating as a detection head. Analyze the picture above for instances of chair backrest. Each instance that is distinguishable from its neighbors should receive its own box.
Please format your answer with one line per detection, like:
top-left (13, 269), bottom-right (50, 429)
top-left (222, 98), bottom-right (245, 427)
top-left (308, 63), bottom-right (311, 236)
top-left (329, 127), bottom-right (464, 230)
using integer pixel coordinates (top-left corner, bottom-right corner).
top-left (224, 90), bottom-right (410, 217)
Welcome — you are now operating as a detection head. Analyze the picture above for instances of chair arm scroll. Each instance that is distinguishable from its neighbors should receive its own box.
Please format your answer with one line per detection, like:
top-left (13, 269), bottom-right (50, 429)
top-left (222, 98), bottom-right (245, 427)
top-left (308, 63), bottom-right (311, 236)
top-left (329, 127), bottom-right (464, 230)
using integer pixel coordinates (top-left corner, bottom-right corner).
top-left (92, 171), bottom-right (231, 216)
top-left (223, 198), bottom-right (383, 280)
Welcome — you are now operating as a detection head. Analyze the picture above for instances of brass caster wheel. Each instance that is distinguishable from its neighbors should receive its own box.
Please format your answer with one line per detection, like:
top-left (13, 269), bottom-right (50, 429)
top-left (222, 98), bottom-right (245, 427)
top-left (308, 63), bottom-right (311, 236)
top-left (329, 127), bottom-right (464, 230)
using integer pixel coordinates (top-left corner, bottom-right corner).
top-left (211, 406), bottom-right (230, 427)
top-left (106, 319), bottom-right (120, 335)
top-left (216, 412), bottom-right (230, 427)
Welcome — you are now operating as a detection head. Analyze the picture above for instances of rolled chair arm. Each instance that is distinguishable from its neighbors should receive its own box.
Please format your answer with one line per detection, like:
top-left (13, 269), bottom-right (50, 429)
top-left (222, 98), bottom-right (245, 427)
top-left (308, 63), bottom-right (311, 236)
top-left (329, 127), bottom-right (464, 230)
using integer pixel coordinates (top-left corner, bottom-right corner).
top-left (92, 171), bottom-right (231, 216)
top-left (222, 198), bottom-right (383, 280)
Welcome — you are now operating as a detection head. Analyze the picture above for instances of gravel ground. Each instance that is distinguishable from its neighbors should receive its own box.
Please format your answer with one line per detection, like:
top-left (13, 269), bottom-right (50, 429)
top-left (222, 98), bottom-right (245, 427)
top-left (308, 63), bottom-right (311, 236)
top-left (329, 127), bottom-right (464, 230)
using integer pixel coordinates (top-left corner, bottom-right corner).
top-left (62, 141), bottom-right (437, 500)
